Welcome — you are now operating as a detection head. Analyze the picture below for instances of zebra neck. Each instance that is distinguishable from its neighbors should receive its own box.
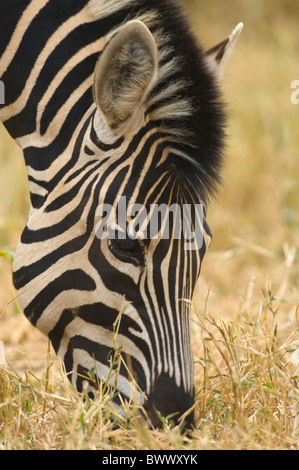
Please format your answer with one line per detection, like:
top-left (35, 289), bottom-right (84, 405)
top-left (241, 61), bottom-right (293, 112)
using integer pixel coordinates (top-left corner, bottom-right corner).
top-left (0, 1), bottom-right (106, 171)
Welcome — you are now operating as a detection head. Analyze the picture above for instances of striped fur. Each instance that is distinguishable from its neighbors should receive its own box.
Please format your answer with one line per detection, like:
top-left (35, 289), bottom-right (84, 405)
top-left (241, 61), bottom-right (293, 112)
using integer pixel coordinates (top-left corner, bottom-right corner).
top-left (0, 0), bottom-right (241, 427)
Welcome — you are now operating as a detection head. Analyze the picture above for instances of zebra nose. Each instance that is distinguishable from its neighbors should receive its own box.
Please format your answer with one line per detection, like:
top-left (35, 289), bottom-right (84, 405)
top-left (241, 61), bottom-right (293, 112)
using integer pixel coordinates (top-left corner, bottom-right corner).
top-left (144, 374), bottom-right (195, 429)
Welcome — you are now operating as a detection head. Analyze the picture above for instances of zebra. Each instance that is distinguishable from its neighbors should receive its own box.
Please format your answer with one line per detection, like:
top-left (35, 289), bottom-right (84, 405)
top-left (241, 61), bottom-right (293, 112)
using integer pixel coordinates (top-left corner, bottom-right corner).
top-left (0, 0), bottom-right (242, 428)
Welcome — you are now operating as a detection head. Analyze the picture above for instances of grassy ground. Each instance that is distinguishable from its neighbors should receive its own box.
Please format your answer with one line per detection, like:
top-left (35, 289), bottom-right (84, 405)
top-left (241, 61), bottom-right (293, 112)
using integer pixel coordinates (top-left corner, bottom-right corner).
top-left (0, 0), bottom-right (298, 450)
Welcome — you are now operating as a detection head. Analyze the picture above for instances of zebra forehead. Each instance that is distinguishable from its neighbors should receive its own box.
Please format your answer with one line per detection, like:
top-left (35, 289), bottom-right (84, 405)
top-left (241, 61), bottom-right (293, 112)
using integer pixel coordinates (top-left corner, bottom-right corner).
top-left (98, 157), bottom-right (204, 209)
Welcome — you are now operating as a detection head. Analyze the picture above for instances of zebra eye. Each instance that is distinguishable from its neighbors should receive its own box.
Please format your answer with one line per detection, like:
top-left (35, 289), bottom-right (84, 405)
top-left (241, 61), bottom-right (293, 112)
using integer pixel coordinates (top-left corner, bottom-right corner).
top-left (108, 235), bottom-right (144, 265)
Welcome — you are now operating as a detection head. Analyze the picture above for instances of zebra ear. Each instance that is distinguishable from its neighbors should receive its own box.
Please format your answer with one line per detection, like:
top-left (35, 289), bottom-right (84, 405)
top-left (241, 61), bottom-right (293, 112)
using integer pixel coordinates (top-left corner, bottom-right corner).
top-left (205, 23), bottom-right (243, 79)
top-left (93, 20), bottom-right (158, 131)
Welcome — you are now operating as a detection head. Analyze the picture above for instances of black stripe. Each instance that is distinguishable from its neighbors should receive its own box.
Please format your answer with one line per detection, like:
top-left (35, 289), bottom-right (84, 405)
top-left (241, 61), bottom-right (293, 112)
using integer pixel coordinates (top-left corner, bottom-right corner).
top-left (40, 54), bottom-right (98, 135)
top-left (64, 335), bottom-right (147, 395)
top-left (64, 159), bottom-right (99, 184)
top-left (43, 113), bottom-right (93, 192)
top-left (23, 269), bottom-right (96, 326)
top-left (0, 1), bottom-right (30, 59)
top-left (49, 302), bottom-right (145, 356)
top-left (21, 173), bottom-right (99, 243)
top-left (22, 88), bottom-right (93, 170)
top-left (90, 118), bottom-right (124, 151)
top-left (45, 162), bottom-right (102, 212)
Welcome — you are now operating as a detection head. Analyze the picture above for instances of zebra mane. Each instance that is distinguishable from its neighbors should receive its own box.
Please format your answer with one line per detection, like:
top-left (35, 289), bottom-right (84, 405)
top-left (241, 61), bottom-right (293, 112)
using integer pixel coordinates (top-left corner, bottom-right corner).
top-left (88, 0), bottom-right (227, 202)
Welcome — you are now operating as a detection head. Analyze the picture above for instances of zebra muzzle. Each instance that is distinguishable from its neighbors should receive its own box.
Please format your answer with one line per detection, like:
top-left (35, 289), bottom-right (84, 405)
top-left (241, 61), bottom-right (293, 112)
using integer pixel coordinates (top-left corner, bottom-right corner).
top-left (143, 373), bottom-right (195, 429)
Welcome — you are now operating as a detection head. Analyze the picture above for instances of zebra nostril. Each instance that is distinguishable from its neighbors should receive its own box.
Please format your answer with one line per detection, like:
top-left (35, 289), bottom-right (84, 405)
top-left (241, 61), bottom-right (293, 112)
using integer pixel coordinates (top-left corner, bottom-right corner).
top-left (143, 374), bottom-right (195, 429)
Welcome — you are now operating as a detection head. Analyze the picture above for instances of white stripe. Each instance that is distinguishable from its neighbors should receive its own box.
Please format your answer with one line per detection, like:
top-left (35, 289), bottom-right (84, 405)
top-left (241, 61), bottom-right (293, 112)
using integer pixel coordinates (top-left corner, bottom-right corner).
top-left (0, 0), bottom-right (51, 75)
top-left (1, 5), bottom-right (94, 122)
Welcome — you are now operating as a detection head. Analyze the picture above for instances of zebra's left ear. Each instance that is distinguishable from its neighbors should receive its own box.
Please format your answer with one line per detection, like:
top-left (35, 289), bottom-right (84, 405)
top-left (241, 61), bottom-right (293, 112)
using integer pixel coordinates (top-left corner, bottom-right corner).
top-left (205, 23), bottom-right (243, 79)
top-left (93, 20), bottom-right (158, 132)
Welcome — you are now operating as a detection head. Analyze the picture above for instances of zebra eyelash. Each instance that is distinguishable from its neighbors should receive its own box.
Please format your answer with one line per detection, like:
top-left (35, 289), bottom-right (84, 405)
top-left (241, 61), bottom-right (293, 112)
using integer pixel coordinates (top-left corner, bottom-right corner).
top-left (108, 236), bottom-right (145, 267)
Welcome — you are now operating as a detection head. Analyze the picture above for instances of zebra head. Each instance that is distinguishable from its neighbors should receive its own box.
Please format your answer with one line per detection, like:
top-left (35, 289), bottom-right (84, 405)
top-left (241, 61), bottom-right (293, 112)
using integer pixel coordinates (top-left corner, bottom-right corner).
top-left (6, 2), bottom-right (242, 428)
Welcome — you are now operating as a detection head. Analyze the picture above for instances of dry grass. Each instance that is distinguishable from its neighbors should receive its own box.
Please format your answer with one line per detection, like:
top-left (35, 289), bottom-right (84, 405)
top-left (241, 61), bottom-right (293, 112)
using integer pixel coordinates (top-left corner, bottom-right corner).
top-left (0, 0), bottom-right (298, 450)
top-left (1, 293), bottom-right (298, 450)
